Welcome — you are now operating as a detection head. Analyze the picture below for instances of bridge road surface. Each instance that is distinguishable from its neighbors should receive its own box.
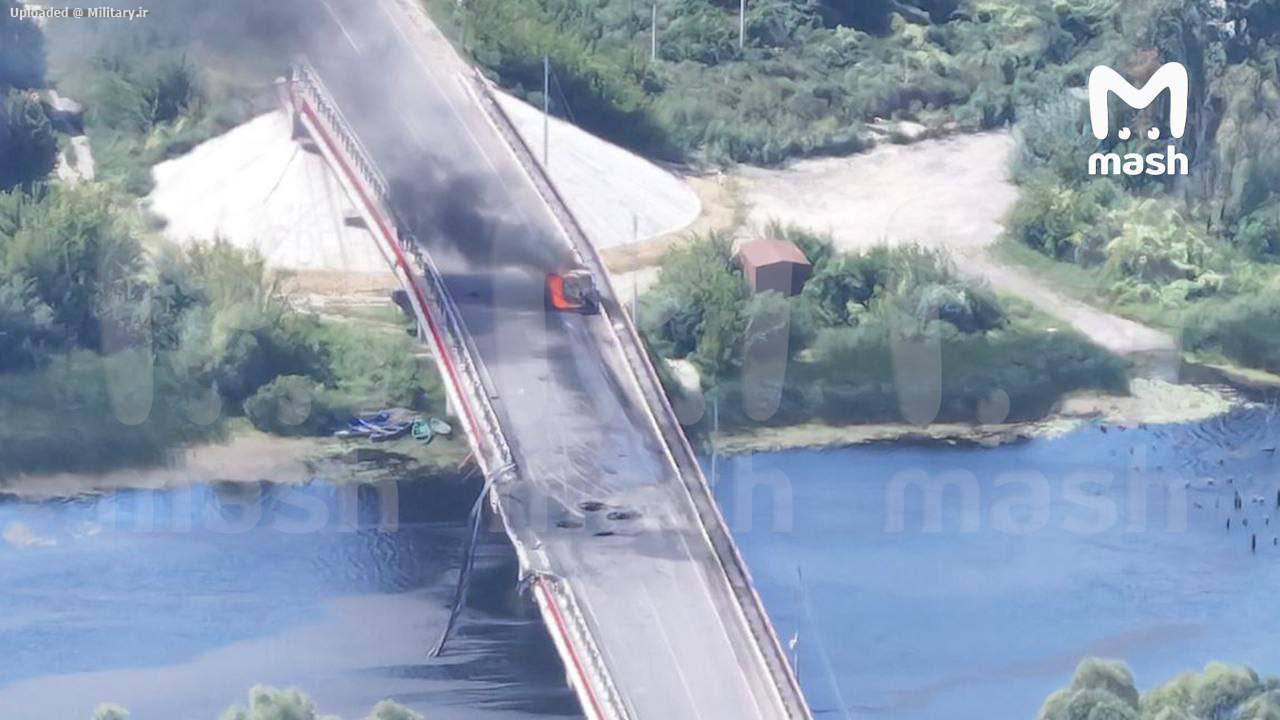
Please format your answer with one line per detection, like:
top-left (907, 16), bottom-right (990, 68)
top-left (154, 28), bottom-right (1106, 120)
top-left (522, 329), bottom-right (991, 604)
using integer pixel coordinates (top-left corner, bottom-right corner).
top-left (300, 1), bottom-right (804, 718)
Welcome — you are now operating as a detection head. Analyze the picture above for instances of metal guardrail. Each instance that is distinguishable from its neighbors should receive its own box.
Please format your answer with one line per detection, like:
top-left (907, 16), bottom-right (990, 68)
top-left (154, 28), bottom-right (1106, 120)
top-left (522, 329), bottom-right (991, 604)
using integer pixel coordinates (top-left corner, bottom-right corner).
top-left (289, 60), bottom-right (511, 477)
top-left (462, 70), bottom-right (813, 720)
top-left (286, 59), bottom-right (628, 720)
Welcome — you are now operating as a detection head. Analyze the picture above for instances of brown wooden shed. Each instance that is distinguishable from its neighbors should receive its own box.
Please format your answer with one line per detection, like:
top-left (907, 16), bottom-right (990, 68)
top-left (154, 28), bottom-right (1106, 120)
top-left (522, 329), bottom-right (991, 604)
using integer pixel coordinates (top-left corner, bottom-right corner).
top-left (737, 239), bottom-right (812, 296)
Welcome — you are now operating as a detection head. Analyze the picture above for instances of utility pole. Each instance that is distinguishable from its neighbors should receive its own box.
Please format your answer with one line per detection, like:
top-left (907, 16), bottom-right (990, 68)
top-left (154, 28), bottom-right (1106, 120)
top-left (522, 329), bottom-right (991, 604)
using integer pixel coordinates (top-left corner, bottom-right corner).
top-left (458, 0), bottom-right (467, 51)
top-left (651, 2), bottom-right (658, 61)
top-left (710, 396), bottom-right (719, 488)
top-left (543, 55), bottom-right (550, 167)
top-left (792, 567), bottom-right (803, 684)
top-left (739, 0), bottom-right (746, 50)
top-left (630, 214), bottom-right (639, 319)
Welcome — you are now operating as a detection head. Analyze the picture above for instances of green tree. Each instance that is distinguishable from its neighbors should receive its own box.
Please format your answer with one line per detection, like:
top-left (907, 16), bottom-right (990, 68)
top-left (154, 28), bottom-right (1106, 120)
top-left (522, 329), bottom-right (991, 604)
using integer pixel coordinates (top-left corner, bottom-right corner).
top-left (0, 185), bottom-right (145, 350)
top-left (220, 686), bottom-right (338, 720)
top-left (92, 703), bottom-right (130, 720)
top-left (0, 276), bottom-right (59, 371)
top-left (0, 90), bottom-right (57, 190)
top-left (1039, 659), bottom-right (1280, 720)
top-left (218, 686), bottom-right (423, 720)
top-left (639, 232), bottom-right (746, 379)
top-left (364, 701), bottom-right (424, 720)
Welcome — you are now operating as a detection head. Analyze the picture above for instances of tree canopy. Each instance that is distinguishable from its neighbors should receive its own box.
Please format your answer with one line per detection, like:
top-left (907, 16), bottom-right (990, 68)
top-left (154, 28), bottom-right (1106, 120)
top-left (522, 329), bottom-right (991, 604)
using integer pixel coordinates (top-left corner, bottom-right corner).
top-left (1038, 658), bottom-right (1280, 720)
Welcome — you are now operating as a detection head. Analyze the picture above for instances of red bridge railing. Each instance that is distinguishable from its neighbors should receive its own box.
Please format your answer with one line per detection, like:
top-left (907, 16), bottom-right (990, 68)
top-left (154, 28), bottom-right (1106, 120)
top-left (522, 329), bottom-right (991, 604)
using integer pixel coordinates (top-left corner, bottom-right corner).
top-left (283, 59), bottom-right (629, 720)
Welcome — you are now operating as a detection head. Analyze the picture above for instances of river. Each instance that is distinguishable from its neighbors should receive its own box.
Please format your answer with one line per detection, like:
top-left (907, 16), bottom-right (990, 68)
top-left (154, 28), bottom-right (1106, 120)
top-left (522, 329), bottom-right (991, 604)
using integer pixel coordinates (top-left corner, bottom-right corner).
top-left (0, 477), bottom-right (581, 719)
top-left (717, 405), bottom-right (1280, 719)
top-left (3, 408), bottom-right (1279, 719)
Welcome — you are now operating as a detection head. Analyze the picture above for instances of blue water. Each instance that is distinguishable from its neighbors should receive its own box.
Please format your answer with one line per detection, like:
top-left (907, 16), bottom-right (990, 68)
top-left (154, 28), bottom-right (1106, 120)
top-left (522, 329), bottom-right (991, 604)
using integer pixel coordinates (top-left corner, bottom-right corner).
top-left (0, 480), bottom-right (579, 719)
top-left (715, 407), bottom-right (1280, 719)
top-left (5, 408), bottom-right (1280, 719)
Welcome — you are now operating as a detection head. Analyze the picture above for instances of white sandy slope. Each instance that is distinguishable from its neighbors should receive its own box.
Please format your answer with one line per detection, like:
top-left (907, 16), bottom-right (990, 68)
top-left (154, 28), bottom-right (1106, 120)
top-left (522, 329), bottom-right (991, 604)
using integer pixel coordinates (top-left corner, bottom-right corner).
top-left (147, 112), bottom-right (391, 273)
top-left (148, 98), bottom-right (701, 275)
top-left (494, 90), bottom-right (701, 249)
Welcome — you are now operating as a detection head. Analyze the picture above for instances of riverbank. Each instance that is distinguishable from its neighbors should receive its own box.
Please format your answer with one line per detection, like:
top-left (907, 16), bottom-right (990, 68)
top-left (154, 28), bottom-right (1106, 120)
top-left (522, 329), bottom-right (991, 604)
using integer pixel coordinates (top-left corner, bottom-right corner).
top-left (712, 379), bottom-right (1239, 454)
top-left (0, 419), bottom-right (471, 500)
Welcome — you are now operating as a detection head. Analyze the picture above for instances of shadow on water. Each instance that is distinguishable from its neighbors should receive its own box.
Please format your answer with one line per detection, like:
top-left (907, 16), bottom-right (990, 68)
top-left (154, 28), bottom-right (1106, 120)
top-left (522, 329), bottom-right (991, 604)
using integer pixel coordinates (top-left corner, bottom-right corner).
top-left (0, 472), bottom-right (582, 719)
top-left (366, 522), bottom-right (583, 717)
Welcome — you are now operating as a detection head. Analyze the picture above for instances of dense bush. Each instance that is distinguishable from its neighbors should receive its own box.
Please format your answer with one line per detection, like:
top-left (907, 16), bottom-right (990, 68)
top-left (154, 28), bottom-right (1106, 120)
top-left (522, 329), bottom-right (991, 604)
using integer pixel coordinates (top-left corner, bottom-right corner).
top-left (787, 306), bottom-right (1124, 424)
top-left (0, 90), bottom-right (57, 191)
top-left (1003, 0), bottom-right (1280, 373)
top-left (1012, 98), bottom-right (1098, 187)
top-left (0, 276), bottom-right (58, 372)
top-left (430, 0), bottom-right (1117, 164)
top-left (0, 185), bottom-right (145, 351)
top-left (640, 231), bottom-right (749, 377)
top-left (45, 10), bottom-right (266, 194)
top-left (1006, 179), bottom-right (1122, 263)
top-left (1037, 658), bottom-right (1280, 720)
top-left (242, 375), bottom-right (329, 436)
top-left (1184, 293), bottom-right (1280, 372)
top-left (81, 54), bottom-right (202, 134)
top-left (0, 350), bottom-right (224, 476)
top-left (640, 228), bottom-right (1126, 428)
top-left (1233, 202), bottom-right (1280, 259)
top-left (1104, 201), bottom-right (1220, 285)
top-left (0, 185), bottom-right (435, 473)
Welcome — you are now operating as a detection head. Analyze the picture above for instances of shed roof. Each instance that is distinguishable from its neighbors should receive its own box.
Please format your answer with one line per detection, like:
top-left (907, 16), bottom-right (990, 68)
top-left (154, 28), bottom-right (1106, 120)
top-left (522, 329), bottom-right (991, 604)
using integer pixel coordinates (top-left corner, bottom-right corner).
top-left (737, 239), bottom-right (810, 268)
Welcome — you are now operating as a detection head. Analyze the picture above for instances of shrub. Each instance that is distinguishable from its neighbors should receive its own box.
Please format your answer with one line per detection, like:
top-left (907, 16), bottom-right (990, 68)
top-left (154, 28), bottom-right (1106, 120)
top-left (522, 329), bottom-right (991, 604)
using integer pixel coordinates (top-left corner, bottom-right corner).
top-left (0, 276), bottom-right (59, 371)
top-left (639, 232), bottom-right (746, 372)
top-left (0, 185), bottom-right (145, 351)
top-left (0, 90), bottom-right (57, 190)
top-left (1184, 293), bottom-right (1280, 372)
top-left (1006, 179), bottom-right (1122, 263)
top-left (1233, 202), bottom-right (1280, 260)
top-left (0, 351), bottom-right (224, 476)
top-left (1013, 96), bottom-right (1098, 185)
top-left (1104, 200), bottom-right (1218, 286)
top-left (242, 375), bottom-right (333, 436)
top-left (796, 317), bottom-right (1126, 424)
top-left (434, 0), bottom-right (1114, 164)
top-left (642, 232), bottom-right (1123, 428)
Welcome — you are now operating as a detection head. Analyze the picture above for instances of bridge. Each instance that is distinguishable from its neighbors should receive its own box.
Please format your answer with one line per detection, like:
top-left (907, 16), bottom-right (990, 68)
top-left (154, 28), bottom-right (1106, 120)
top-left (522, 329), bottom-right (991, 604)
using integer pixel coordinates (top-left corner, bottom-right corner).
top-left (284, 1), bottom-right (812, 718)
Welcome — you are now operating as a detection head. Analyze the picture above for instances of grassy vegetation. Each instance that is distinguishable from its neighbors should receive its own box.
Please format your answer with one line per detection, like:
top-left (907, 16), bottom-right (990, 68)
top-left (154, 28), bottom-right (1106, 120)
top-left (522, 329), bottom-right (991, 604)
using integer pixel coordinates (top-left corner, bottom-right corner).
top-left (39, 0), bottom-right (295, 193)
top-left (1001, 0), bottom-right (1280, 376)
top-left (1038, 658), bottom-right (1280, 720)
top-left (639, 225), bottom-right (1127, 431)
top-left (0, 0), bottom-right (56, 192)
top-left (0, 3), bottom-right (449, 477)
top-left (424, 0), bottom-right (1118, 164)
top-left (0, 184), bottom-right (439, 476)
top-left (434, 0), bottom-right (1280, 384)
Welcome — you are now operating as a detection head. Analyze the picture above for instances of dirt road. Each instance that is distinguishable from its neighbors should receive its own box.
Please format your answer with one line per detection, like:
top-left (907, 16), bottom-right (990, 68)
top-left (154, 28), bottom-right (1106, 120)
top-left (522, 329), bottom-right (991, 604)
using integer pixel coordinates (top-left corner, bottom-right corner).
top-left (735, 130), bottom-right (1177, 362)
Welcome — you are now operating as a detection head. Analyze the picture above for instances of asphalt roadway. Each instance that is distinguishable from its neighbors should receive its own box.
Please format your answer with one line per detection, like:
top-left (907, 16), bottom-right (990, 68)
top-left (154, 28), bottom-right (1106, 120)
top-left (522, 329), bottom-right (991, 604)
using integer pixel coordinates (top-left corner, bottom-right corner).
top-left (301, 1), bottom-right (800, 717)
